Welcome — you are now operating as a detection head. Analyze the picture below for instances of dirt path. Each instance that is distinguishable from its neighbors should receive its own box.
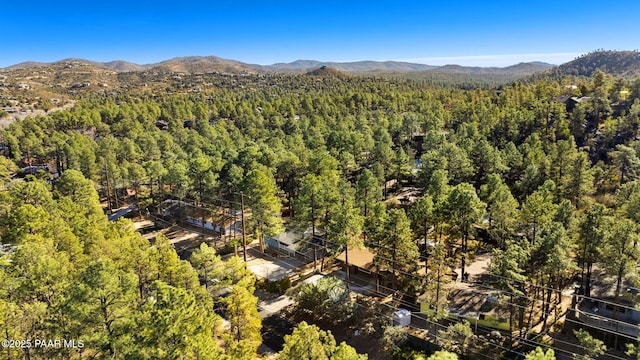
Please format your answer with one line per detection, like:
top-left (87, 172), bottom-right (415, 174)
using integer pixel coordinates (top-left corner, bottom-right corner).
top-left (453, 252), bottom-right (492, 283)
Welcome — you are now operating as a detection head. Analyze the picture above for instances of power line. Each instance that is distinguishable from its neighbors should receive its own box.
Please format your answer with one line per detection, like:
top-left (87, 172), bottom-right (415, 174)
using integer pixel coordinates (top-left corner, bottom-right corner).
top-left (320, 244), bottom-right (640, 356)
top-left (299, 270), bottom-right (529, 357)
top-left (150, 202), bottom-right (640, 357)
top-left (346, 291), bottom-right (525, 359)
top-left (339, 274), bottom-right (634, 360)
top-left (152, 211), bottom-right (638, 359)
top-left (161, 215), bottom-right (640, 342)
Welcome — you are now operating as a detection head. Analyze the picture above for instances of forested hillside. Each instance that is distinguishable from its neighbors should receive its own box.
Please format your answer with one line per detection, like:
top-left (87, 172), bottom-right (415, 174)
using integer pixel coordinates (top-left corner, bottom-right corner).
top-left (531, 50), bottom-right (640, 80)
top-left (1, 66), bottom-right (640, 359)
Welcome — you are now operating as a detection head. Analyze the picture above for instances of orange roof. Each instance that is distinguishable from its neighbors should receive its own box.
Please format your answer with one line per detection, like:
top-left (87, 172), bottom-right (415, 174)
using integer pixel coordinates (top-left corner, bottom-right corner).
top-left (335, 246), bottom-right (376, 271)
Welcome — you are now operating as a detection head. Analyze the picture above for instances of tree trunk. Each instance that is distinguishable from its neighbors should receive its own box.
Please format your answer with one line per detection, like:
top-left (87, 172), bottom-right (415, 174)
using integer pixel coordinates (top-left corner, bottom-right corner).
top-left (424, 228), bottom-right (428, 246)
top-left (288, 175), bottom-right (294, 218)
top-left (424, 254), bottom-right (428, 278)
top-left (313, 244), bottom-right (317, 270)
top-left (518, 286), bottom-right (526, 338)
top-left (526, 282), bottom-right (537, 333)
top-left (311, 193), bottom-right (316, 239)
top-left (543, 282), bottom-right (553, 330)
top-left (150, 175), bottom-right (154, 206)
top-left (346, 245), bottom-right (350, 290)
top-left (460, 232), bottom-right (467, 282)
top-left (363, 188), bottom-right (368, 218)
top-left (392, 242), bottom-right (397, 290)
top-left (556, 270), bottom-right (563, 305)
top-left (135, 178), bottom-right (142, 218)
top-left (509, 294), bottom-right (514, 342)
top-left (613, 264), bottom-right (624, 349)
top-left (384, 180), bottom-right (387, 200)
top-left (259, 230), bottom-right (264, 254)
top-left (435, 260), bottom-right (442, 317)
top-left (104, 161), bottom-right (113, 215)
top-left (586, 263), bottom-right (593, 297)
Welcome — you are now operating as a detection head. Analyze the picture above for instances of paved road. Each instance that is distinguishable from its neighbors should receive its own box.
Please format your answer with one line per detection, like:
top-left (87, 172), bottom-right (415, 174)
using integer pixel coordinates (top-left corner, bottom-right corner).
top-left (258, 294), bottom-right (296, 358)
top-left (256, 279), bottom-right (296, 357)
top-left (258, 295), bottom-right (293, 318)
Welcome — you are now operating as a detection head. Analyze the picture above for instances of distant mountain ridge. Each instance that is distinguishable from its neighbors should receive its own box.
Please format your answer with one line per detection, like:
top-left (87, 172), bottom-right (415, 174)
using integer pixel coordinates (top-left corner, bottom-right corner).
top-left (418, 62), bottom-right (554, 75)
top-left (6, 50), bottom-right (640, 86)
top-left (5, 58), bottom-right (145, 72)
top-left (267, 60), bottom-right (438, 73)
top-left (9, 50), bottom-right (640, 85)
top-left (2, 56), bottom-right (552, 75)
top-left (3, 50), bottom-right (639, 108)
top-left (3, 56), bottom-right (258, 74)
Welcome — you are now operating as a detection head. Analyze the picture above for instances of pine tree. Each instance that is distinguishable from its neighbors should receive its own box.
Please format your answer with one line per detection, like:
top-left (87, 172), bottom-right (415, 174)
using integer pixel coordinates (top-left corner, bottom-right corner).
top-left (375, 208), bottom-right (419, 290)
top-left (445, 183), bottom-right (485, 281)
top-left (244, 167), bottom-right (284, 253)
top-left (279, 321), bottom-right (366, 360)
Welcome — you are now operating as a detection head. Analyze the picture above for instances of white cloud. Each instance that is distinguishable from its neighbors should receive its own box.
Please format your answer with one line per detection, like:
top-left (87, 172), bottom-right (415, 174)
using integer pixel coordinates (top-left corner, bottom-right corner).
top-left (400, 52), bottom-right (582, 67)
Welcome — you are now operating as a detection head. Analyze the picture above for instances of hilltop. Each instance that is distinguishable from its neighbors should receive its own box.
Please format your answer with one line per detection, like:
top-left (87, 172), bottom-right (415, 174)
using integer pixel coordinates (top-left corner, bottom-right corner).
top-left (533, 50), bottom-right (640, 79)
top-left (305, 66), bottom-right (352, 78)
top-left (151, 56), bottom-right (261, 74)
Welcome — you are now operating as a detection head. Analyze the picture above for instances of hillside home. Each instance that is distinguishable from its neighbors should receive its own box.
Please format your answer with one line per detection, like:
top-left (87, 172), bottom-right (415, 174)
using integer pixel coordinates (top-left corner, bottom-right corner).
top-left (265, 228), bottom-right (318, 261)
top-left (574, 295), bottom-right (640, 337)
top-left (568, 96), bottom-right (592, 112)
top-left (420, 287), bottom-right (512, 331)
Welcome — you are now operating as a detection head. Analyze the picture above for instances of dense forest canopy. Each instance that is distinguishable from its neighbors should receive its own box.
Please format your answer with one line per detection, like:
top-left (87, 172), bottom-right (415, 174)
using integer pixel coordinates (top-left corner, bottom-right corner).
top-left (2, 65), bottom-right (640, 359)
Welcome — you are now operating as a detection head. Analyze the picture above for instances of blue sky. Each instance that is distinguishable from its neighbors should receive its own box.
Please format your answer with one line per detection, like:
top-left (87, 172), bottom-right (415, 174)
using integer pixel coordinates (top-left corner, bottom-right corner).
top-left (1, 1), bottom-right (638, 68)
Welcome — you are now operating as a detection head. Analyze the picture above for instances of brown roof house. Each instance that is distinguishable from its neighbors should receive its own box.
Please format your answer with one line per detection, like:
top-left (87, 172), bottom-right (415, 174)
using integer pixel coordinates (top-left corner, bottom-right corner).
top-left (333, 246), bottom-right (399, 291)
top-left (335, 246), bottom-right (376, 275)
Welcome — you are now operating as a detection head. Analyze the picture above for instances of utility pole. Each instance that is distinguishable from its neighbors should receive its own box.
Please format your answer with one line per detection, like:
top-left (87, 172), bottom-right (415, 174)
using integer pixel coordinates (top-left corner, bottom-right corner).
top-left (241, 191), bottom-right (247, 262)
